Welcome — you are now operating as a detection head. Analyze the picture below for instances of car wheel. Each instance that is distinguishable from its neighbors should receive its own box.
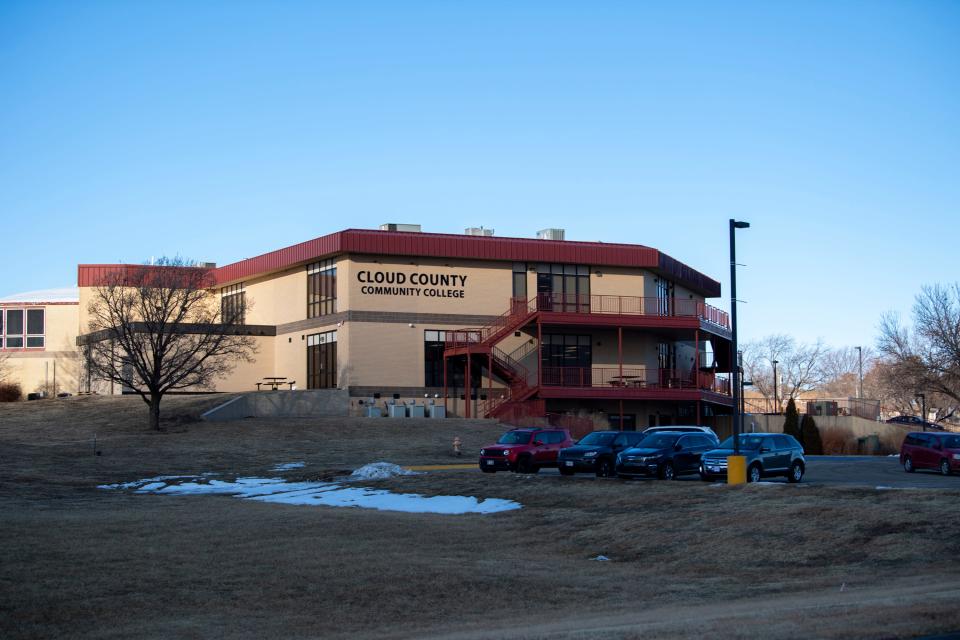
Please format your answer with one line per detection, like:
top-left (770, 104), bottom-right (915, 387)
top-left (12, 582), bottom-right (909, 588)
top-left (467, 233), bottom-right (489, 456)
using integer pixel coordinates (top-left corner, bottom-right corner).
top-left (659, 462), bottom-right (676, 480)
top-left (903, 456), bottom-right (915, 473)
top-left (747, 464), bottom-right (762, 483)
top-left (940, 459), bottom-right (952, 476)
top-left (787, 461), bottom-right (804, 483)
top-left (559, 466), bottom-right (574, 476)
top-left (515, 456), bottom-right (531, 474)
top-left (596, 458), bottom-right (614, 478)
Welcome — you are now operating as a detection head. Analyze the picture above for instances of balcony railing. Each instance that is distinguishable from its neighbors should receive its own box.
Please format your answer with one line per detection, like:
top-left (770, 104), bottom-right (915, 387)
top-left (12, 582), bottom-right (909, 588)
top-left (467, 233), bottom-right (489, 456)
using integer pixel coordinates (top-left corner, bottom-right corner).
top-left (534, 294), bottom-right (729, 329)
top-left (541, 366), bottom-right (731, 395)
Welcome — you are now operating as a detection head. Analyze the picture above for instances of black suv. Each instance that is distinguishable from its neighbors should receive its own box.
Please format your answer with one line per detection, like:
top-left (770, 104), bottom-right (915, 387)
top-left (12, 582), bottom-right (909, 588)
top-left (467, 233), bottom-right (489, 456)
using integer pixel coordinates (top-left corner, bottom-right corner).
top-left (700, 433), bottom-right (806, 483)
top-left (557, 430), bottom-right (647, 477)
top-left (615, 431), bottom-right (719, 480)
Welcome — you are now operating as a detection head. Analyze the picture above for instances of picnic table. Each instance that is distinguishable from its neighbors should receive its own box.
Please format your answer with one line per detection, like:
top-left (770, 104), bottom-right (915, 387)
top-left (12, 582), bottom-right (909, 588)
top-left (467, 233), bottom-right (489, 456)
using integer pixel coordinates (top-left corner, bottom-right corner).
top-left (609, 375), bottom-right (639, 387)
top-left (256, 377), bottom-right (297, 391)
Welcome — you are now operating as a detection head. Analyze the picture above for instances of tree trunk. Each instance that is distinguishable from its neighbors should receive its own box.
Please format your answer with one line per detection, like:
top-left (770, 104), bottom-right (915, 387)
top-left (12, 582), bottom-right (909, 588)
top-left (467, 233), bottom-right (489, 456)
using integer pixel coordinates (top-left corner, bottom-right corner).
top-left (149, 392), bottom-right (162, 431)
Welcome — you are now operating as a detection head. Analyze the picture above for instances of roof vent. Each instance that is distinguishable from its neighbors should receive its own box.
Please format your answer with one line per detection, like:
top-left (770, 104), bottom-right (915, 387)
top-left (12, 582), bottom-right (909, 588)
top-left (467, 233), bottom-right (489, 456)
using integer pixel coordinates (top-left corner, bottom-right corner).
top-left (379, 223), bottom-right (422, 233)
top-left (536, 228), bottom-right (565, 241)
top-left (465, 227), bottom-right (494, 237)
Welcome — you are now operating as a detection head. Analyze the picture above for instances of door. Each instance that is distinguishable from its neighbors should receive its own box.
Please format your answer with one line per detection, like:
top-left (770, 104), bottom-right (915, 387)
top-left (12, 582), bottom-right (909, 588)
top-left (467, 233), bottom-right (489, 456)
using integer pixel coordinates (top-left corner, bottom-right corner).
top-left (771, 435), bottom-right (794, 472)
top-left (609, 414), bottom-right (637, 431)
top-left (307, 331), bottom-right (337, 389)
top-left (673, 436), bottom-right (699, 473)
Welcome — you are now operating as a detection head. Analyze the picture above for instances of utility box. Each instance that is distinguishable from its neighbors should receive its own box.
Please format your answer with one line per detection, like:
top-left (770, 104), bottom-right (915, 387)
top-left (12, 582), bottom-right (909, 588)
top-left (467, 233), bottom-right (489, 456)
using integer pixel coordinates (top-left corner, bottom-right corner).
top-left (388, 403), bottom-right (407, 418)
top-left (408, 403), bottom-right (426, 418)
top-left (428, 404), bottom-right (447, 419)
top-left (364, 405), bottom-right (383, 418)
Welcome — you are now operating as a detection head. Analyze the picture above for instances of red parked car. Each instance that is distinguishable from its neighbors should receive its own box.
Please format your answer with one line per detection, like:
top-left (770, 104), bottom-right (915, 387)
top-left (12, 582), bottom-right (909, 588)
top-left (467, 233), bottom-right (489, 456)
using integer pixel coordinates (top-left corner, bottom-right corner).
top-left (901, 432), bottom-right (960, 476)
top-left (479, 428), bottom-right (574, 474)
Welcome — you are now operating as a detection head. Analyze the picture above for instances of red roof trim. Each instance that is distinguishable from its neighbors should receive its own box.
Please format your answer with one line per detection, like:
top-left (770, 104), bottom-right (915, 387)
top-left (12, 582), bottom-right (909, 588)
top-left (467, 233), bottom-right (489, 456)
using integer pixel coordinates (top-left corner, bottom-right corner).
top-left (213, 229), bottom-right (721, 297)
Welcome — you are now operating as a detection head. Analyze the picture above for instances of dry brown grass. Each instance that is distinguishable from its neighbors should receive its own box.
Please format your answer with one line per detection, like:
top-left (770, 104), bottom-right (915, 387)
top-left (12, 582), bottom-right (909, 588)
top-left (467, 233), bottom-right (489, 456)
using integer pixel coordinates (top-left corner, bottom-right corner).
top-left (2, 395), bottom-right (960, 639)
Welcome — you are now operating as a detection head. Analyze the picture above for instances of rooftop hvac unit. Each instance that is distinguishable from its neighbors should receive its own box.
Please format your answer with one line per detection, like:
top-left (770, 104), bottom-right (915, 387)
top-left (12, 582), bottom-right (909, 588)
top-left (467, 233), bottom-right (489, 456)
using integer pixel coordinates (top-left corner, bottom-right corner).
top-left (465, 227), bottom-right (494, 236)
top-left (537, 228), bottom-right (565, 241)
top-left (379, 223), bottom-right (422, 233)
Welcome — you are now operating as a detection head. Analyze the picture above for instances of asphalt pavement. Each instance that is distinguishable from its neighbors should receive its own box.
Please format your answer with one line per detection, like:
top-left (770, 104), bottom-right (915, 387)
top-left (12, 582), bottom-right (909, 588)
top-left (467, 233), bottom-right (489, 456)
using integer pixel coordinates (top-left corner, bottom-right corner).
top-left (515, 456), bottom-right (960, 489)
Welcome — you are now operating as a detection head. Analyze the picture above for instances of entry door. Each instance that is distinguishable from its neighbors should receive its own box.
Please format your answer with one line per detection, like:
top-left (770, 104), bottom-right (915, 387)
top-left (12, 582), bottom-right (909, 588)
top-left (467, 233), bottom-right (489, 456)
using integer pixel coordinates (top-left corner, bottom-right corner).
top-left (307, 331), bottom-right (337, 389)
top-left (609, 414), bottom-right (637, 431)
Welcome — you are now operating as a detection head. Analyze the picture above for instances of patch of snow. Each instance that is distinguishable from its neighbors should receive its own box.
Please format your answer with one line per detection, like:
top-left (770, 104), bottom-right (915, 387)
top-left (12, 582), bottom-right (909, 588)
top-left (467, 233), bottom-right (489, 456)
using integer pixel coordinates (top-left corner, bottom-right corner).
top-left (875, 485), bottom-right (905, 491)
top-left (272, 462), bottom-right (305, 471)
top-left (349, 462), bottom-right (419, 480)
top-left (97, 475), bottom-right (194, 490)
top-left (99, 475), bottom-right (520, 515)
top-left (592, 555), bottom-right (610, 562)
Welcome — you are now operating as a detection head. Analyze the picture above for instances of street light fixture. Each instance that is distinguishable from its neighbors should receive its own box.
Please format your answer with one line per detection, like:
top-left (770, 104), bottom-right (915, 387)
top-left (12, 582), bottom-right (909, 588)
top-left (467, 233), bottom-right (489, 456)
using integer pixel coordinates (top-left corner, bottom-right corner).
top-left (772, 359), bottom-right (779, 414)
top-left (730, 219), bottom-right (750, 455)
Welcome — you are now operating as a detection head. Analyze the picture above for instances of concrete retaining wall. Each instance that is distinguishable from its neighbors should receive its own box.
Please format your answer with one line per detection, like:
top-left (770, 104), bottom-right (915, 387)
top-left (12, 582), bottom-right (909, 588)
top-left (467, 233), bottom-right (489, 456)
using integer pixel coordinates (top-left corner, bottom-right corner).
top-left (202, 389), bottom-right (350, 421)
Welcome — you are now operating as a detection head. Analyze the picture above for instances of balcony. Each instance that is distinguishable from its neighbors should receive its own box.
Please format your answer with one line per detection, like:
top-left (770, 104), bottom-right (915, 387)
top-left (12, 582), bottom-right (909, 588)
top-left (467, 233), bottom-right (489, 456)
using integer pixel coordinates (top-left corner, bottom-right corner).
top-left (534, 294), bottom-right (730, 330)
top-left (539, 366), bottom-right (732, 400)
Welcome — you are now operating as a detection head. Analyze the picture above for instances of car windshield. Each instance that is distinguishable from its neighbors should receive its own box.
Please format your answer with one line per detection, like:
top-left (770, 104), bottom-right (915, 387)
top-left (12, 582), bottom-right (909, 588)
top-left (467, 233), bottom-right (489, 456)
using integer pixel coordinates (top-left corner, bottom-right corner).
top-left (578, 432), bottom-right (616, 446)
top-left (718, 435), bottom-right (766, 450)
top-left (497, 431), bottom-right (532, 445)
top-left (637, 434), bottom-right (680, 449)
top-left (943, 435), bottom-right (960, 449)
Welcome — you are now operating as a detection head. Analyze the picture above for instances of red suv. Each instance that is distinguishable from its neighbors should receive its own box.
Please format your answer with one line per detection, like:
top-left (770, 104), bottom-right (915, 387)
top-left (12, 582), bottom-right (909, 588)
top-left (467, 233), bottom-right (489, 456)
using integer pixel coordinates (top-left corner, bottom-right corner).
top-left (479, 428), bottom-right (574, 474)
top-left (901, 432), bottom-right (960, 476)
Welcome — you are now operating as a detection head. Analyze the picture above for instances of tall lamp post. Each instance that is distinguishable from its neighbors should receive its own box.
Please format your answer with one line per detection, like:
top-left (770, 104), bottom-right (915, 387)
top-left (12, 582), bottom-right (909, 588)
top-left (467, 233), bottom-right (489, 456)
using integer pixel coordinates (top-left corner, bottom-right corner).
top-left (772, 359), bottom-right (779, 414)
top-left (855, 346), bottom-right (863, 399)
top-left (730, 219), bottom-right (750, 455)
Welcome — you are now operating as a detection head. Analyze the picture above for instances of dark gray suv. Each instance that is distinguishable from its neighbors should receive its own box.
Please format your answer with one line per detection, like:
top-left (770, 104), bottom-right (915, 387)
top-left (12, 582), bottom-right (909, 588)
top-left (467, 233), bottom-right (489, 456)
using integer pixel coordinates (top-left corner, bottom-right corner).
top-left (700, 433), bottom-right (806, 483)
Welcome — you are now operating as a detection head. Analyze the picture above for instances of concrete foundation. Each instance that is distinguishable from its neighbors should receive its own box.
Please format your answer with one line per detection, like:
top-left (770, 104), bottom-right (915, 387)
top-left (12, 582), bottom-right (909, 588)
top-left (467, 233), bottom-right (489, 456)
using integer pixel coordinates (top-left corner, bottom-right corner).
top-left (201, 389), bottom-right (350, 421)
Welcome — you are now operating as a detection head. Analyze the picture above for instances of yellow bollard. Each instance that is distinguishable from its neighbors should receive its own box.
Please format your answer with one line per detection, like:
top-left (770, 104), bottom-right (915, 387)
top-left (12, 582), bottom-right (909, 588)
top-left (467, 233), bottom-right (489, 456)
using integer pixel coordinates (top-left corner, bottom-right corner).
top-left (727, 455), bottom-right (747, 485)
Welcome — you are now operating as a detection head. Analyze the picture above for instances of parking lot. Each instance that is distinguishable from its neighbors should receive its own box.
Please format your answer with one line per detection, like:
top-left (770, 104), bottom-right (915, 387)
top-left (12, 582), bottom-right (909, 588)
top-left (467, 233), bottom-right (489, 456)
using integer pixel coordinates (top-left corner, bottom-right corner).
top-left (524, 455), bottom-right (960, 489)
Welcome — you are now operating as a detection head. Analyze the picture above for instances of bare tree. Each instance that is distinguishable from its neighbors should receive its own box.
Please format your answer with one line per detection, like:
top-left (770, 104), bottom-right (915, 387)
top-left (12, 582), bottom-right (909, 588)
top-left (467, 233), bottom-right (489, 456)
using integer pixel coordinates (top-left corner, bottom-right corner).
top-left (818, 346), bottom-right (876, 397)
top-left (82, 257), bottom-right (257, 430)
top-left (877, 283), bottom-right (960, 423)
top-left (742, 334), bottom-right (827, 411)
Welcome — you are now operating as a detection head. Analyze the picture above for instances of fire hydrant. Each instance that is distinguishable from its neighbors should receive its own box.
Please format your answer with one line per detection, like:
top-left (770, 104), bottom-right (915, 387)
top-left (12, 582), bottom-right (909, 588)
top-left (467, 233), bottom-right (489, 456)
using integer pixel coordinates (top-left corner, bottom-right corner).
top-left (452, 436), bottom-right (462, 457)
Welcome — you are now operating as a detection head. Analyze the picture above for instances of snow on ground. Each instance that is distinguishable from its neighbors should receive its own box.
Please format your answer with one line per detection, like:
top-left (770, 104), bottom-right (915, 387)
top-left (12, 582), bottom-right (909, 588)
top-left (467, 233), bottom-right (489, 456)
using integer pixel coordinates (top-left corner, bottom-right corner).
top-left (272, 462), bottom-right (305, 471)
top-left (349, 462), bottom-right (419, 480)
top-left (99, 474), bottom-right (520, 515)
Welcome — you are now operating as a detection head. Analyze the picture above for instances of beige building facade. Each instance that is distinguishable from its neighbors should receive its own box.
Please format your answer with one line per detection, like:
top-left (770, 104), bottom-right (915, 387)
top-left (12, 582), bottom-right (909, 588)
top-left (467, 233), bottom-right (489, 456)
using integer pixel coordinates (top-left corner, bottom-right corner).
top-left (0, 288), bottom-right (81, 397)
top-left (73, 227), bottom-right (735, 427)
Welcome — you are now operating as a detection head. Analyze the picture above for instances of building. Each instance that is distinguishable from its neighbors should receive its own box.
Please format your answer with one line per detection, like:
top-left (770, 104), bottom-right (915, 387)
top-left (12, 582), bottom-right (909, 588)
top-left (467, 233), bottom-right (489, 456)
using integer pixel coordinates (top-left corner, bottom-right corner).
top-left (72, 226), bottom-right (734, 427)
top-left (0, 288), bottom-right (81, 396)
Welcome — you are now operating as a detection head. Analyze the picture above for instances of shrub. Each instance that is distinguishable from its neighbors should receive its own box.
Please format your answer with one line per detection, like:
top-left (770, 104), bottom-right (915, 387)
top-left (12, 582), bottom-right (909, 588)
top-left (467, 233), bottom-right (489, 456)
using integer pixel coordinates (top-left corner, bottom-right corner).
top-left (800, 415), bottom-right (823, 455)
top-left (783, 398), bottom-right (802, 442)
top-left (0, 382), bottom-right (22, 402)
top-left (819, 425), bottom-right (858, 455)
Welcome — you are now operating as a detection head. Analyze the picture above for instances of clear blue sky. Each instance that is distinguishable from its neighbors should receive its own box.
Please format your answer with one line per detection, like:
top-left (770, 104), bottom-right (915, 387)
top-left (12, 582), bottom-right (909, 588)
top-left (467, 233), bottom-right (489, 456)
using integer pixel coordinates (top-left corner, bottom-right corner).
top-left (2, 1), bottom-right (957, 348)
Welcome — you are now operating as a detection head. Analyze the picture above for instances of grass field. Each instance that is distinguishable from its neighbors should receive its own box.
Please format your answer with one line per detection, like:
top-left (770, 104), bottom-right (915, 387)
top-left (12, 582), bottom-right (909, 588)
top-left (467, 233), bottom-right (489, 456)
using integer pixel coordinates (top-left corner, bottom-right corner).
top-left (2, 395), bottom-right (960, 639)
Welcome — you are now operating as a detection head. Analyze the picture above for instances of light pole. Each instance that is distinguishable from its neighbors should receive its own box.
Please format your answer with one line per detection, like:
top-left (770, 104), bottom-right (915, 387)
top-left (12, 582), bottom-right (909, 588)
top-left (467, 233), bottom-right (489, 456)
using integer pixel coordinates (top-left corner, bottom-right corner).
top-left (855, 346), bottom-right (863, 399)
top-left (730, 219), bottom-right (750, 455)
top-left (772, 359), bottom-right (779, 414)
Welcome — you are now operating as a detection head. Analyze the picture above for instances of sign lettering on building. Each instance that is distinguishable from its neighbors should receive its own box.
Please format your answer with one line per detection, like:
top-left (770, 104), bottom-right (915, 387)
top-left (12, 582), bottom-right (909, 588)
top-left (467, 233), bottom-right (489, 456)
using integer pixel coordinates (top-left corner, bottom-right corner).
top-left (357, 270), bottom-right (468, 299)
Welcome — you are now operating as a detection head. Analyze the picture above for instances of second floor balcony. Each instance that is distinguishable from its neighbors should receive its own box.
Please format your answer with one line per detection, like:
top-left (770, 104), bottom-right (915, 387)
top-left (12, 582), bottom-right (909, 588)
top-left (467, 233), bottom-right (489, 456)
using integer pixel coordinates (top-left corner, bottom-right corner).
top-left (540, 366), bottom-right (732, 397)
top-left (534, 293), bottom-right (729, 330)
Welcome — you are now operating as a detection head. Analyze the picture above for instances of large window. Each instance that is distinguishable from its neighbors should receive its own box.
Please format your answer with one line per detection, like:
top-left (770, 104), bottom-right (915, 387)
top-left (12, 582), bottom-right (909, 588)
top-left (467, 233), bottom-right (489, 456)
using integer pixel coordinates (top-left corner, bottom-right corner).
top-left (512, 263), bottom-right (527, 300)
top-left (656, 278), bottom-right (673, 315)
top-left (536, 264), bottom-right (590, 312)
top-left (1, 308), bottom-right (44, 349)
top-left (307, 259), bottom-right (337, 318)
top-left (424, 330), bottom-right (447, 387)
top-left (220, 283), bottom-right (245, 324)
top-left (307, 330), bottom-right (337, 389)
top-left (541, 333), bottom-right (592, 385)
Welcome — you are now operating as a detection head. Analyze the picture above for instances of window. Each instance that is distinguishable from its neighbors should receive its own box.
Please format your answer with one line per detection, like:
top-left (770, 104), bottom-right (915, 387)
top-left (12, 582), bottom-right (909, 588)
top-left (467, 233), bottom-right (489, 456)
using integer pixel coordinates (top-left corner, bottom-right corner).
top-left (512, 263), bottom-right (527, 300)
top-left (306, 330), bottom-right (337, 388)
top-left (424, 330), bottom-right (447, 387)
top-left (536, 263), bottom-right (589, 312)
top-left (307, 259), bottom-right (337, 318)
top-left (541, 334), bottom-right (592, 386)
top-left (220, 283), bottom-right (245, 324)
top-left (4, 309), bottom-right (24, 348)
top-left (656, 278), bottom-right (674, 315)
top-left (773, 435), bottom-right (792, 450)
